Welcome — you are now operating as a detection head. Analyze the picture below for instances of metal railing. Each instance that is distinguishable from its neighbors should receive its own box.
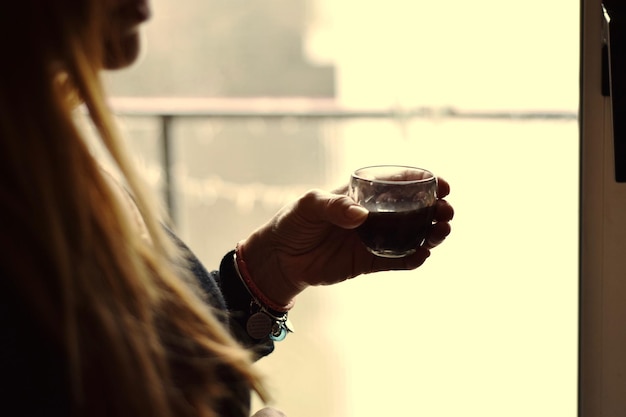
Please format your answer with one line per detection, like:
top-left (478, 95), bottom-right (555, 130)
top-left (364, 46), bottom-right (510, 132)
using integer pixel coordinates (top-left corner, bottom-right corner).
top-left (109, 97), bottom-right (578, 222)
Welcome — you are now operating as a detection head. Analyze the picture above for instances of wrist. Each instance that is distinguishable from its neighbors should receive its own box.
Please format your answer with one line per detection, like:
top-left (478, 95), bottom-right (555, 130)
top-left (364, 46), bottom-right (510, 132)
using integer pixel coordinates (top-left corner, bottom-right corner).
top-left (235, 240), bottom-right (300, 311)
top-left (222, 250), bottom-right (294, 342)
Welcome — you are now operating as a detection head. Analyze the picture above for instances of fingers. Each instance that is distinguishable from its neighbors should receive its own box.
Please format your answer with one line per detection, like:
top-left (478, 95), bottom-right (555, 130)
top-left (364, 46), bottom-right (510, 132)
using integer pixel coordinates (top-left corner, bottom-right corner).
top-left (436, 176), bottom-right (450, 198)
top-left (424, 221), bottom-right (451, 249)
top-left (434, 198), bottom-right (454, 222)
top-left (431, 177), bottom-right (453, 248)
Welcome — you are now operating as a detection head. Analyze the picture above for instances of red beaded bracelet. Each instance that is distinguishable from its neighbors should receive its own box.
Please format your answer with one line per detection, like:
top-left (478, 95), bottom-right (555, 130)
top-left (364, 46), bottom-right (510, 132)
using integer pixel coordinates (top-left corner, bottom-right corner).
top-left (234, 242), bottom-right (295, 313)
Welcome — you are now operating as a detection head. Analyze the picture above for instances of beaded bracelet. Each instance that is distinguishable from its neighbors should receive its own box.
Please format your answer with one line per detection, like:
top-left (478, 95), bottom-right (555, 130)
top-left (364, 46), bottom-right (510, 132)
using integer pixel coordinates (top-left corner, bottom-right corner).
top-left (234, 242), bottom-right (295, 312)
top-left (233, 243), bottom-right (294, 341)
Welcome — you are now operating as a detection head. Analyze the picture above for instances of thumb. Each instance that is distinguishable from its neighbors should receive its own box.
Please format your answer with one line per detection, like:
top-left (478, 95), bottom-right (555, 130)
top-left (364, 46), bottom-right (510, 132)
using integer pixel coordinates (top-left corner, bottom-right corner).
top-left (297, 190), bottom-right (369, 229)
top-left (342, 203), bottom-right (369, 229)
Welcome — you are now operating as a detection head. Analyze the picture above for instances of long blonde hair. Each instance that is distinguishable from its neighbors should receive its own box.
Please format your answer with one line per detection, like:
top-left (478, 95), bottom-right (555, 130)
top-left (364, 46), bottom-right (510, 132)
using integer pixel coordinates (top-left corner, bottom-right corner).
top-left (0, 1), bottom-right (265, 416)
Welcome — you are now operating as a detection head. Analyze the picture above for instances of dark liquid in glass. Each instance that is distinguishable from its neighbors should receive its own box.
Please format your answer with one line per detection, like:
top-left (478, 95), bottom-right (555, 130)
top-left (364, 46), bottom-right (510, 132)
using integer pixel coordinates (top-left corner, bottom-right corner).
top-left (357, 205), bottom-right (436, 257)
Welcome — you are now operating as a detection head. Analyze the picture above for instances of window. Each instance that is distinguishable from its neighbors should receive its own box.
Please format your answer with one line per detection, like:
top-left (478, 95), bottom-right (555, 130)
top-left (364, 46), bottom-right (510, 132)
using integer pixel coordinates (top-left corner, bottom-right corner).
top-left (105, 1), bottom-right (579, 416)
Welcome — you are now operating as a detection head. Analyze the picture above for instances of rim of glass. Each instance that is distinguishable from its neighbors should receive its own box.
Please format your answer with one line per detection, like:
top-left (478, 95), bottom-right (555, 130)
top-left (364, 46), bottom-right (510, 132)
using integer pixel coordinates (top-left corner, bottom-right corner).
top-left (351, 165), bottom-right (435, 184)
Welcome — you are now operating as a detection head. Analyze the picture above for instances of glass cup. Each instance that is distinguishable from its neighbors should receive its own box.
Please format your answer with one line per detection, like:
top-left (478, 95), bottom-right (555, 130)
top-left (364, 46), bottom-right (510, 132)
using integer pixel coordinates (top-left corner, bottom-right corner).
top-left (348, 165), bottom-right (437, 258)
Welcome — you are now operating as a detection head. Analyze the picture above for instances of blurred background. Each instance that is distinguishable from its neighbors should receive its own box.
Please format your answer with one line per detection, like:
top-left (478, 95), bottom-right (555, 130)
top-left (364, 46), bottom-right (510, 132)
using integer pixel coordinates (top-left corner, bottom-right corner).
top-left (103, 0), bottom-right (580, 416)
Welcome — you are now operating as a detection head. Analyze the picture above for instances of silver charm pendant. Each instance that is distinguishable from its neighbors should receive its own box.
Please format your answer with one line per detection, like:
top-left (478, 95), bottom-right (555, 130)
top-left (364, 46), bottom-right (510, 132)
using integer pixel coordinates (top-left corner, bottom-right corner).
top-left (246, 311), bottom-right (273, 340)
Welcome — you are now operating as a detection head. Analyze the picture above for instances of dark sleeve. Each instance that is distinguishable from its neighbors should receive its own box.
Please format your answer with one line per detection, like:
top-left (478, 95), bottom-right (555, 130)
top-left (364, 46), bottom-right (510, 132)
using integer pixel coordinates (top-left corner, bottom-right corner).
top-left (209, 251), bottom-right (275, 358)
top-left (170, 235), bottom-right (275, 358)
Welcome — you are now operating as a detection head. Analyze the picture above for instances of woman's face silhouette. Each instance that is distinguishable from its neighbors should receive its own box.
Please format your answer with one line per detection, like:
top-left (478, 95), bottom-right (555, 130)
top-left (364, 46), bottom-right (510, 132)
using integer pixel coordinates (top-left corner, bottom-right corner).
top-left (102, 0), bottom-right (151, 69)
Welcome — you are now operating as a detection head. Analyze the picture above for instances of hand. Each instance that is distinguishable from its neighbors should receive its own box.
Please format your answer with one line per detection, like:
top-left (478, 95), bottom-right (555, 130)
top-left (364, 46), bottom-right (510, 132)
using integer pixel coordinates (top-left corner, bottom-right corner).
top-left (251, 407), bottom-right (287, 417)
top-left (239, 178), bottom-right (454, 306)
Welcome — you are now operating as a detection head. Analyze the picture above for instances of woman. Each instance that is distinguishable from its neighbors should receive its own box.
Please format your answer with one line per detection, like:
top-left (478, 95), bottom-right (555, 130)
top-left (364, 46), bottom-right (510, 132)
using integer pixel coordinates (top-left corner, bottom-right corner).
top-left (0, 0), bottom-right (453, 416)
